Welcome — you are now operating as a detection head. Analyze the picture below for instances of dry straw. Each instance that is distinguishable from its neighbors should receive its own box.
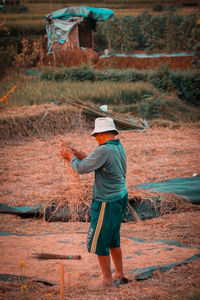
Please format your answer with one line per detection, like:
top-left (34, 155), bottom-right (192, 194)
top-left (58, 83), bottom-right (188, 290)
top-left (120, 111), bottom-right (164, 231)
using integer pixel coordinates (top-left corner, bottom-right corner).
top-left (1, 104), bottom-right (199, 221)
top-left (0, 104), bottom-right (89, 141)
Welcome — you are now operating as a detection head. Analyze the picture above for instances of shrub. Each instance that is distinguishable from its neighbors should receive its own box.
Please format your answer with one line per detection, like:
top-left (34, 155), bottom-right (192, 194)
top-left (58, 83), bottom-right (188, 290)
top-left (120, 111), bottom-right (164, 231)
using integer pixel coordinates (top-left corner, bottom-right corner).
top-left (69, 69), bottom-right (95, 82)
top-left (41, 68), bottom-right (148, 83)
top-left (96, 12), bottom-right (199, 53)
top-left (0, 6), bottom-right (28, 13)
top-left (153, 3), bottom-right (164, 12)
top-left (14, 39), bottom-right (41, 69)
top-left (149, 65), bottom-right (170, 92)
top-left (0, 45), bottom-right (16, 78)
top-left (140, 97), bottom-right (162, 120)
top-left (170, 71), bottom-right (200, 106)
top-left (166, 5), bottom-right (177, 13)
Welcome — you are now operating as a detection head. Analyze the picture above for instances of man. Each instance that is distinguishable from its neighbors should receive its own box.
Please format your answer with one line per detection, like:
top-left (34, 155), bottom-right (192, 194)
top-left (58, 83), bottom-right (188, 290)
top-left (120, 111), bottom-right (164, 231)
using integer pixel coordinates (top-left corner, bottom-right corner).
top-left (60, 117), bottom-right (130, 288)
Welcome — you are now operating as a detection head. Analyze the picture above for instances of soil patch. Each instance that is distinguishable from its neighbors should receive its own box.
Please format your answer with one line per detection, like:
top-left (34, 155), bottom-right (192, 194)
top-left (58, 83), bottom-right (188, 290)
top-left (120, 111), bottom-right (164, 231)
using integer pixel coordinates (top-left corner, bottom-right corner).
top-left (95, 55), bottom-right (196, 70)
top-left (0, 211), bottom-right (200, 300)
top-left (43, 49), bottom-right (197, 70)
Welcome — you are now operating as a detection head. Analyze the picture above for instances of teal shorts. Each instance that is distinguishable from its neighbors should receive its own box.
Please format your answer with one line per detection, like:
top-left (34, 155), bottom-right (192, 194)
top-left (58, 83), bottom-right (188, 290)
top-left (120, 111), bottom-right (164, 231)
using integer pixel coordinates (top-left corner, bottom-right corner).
top-left (87, 194), bottom-right (128, 256)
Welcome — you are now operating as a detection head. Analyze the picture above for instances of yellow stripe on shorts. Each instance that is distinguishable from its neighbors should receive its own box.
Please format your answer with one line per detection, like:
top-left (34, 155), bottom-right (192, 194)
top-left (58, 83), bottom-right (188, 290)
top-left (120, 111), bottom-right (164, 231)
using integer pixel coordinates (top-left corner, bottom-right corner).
top-left (90, 202), bottom-right (106, 254)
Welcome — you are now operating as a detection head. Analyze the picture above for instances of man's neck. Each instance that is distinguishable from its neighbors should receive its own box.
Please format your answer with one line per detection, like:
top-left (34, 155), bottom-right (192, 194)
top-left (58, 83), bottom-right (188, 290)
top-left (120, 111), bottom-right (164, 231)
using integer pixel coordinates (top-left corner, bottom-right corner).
top-left (100, 134), bottom-right (116, 144)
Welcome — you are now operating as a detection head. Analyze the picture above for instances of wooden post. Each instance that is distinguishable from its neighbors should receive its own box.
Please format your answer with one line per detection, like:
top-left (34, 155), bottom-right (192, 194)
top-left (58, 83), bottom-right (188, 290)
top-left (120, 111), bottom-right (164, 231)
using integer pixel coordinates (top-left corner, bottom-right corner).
top-left (49, 0), bottom-right (56, 67)
top-left (60, 263), bottom-right (64, 300)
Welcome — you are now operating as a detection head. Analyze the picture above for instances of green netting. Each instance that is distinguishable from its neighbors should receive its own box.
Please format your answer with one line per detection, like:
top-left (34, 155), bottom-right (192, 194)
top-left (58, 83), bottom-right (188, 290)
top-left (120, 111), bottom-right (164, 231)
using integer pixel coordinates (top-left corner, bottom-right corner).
top-left (0, 235), bottom-right (199, 281)
top-left (133, 175), bottom-right (200, 204)
top-left (127, 237), bottom-right (200, 280)
top-left (0, 274), bottom-right (55, 286)
top-left (0, 202), bottom-right (42, 217)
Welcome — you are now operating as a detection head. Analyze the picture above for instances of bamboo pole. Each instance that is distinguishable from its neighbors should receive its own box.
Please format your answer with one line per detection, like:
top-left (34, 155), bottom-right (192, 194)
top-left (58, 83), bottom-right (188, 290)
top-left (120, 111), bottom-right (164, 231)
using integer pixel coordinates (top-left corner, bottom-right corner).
top-left (60, 263), bottom-right (64, 300)
top-left (33, 253), bottom-right (81, 260)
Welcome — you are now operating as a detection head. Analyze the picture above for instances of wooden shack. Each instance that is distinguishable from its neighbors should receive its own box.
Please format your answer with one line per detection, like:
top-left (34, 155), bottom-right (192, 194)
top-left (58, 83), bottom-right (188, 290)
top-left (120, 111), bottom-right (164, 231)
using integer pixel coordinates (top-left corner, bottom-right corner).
top-left (50, 18), bottom-right (96, 52)
top-left (46, 6), bottom-right (113, 53)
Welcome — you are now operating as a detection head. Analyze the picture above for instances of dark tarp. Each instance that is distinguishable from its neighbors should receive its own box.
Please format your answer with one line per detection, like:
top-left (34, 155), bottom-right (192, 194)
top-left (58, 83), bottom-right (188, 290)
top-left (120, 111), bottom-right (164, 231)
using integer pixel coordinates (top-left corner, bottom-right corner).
top-left (0, 175), bottom-right (199, 222)
top-left (133, 174), bottom-right (200, 204)
top-left (0, 202), bottom-right (42, 218)
top-left (0, 274), bottom-right (55, 286)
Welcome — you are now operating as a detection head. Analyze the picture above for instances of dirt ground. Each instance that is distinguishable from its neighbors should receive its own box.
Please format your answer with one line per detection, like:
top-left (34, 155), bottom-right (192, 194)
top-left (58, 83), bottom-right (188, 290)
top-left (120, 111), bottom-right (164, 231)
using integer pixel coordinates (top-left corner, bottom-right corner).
top-left (0, 210), bottom-right (200, 300)
top-left (0, 124), bottom-right (200, 207)
top-left (0, 121), bottom-right (200, 299)
top-left (95, 55), bottom-right (196, 70)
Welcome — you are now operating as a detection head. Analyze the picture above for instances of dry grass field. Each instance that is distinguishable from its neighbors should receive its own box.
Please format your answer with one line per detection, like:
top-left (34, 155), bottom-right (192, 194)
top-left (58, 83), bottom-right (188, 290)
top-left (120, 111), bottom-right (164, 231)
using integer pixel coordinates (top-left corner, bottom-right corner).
top-left (2, 1), bottom-right (198, 28)
top-left (0, 2), bottom-right (200, 296)
top-left (0, 104), bottom-right (200, 299)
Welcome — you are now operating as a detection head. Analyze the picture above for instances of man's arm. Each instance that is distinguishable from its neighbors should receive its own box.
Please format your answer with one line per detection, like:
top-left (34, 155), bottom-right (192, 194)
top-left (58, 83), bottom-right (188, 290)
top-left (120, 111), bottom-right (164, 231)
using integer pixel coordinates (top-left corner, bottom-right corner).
top-left (71, 146), bottom-right (107, 174)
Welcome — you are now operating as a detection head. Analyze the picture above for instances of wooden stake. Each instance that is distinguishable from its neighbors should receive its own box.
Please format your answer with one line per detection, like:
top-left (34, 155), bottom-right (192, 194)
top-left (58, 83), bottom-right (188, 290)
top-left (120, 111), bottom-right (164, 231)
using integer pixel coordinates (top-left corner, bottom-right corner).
top-left (60, 263), bottom-right (64, 300)
top-left (33, 253), bottom-right (81, 260)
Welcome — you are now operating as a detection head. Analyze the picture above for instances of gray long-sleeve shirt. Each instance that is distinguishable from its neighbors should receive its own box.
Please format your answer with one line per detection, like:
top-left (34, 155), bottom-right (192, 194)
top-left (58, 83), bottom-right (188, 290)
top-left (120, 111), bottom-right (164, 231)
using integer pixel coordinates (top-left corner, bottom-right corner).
top-left (71, 139), bottom-right (127, 202)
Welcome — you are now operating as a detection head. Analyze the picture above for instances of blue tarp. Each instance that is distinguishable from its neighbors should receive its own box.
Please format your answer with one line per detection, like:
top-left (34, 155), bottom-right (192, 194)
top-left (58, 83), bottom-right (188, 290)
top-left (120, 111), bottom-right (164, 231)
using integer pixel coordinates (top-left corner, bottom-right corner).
top-left (46, 6), bottom-right (114, 22)
top-left (100, 52), bottom-right (196, 58)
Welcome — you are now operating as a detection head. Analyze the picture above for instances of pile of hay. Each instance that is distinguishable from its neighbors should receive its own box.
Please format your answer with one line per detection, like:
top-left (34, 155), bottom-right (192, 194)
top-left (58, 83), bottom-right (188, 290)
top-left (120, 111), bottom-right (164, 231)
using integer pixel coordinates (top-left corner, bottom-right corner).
top-left (0, 104), bottom-right (91, 141)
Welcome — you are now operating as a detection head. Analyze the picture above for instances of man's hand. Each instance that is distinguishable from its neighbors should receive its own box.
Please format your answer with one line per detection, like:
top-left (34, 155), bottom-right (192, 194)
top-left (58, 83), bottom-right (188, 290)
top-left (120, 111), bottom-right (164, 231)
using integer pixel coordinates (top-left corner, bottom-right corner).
top-left (60, 139), bottom-right (87, 161)
top-left (60, 148), bottom-right (75, 162)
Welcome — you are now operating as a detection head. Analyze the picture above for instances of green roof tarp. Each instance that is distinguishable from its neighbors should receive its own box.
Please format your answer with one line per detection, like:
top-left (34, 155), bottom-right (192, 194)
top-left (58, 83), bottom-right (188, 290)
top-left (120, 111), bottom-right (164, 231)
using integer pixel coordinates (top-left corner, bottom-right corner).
top-left (46, 6), bottom-right (114, 22)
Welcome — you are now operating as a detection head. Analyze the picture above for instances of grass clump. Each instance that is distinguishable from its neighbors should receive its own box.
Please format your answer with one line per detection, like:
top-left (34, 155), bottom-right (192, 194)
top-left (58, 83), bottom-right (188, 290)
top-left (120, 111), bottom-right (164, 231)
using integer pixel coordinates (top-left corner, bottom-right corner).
top-left (40, 67), bottom-right (200, 108)
top-left (170, 70), bottom-right (200, 107)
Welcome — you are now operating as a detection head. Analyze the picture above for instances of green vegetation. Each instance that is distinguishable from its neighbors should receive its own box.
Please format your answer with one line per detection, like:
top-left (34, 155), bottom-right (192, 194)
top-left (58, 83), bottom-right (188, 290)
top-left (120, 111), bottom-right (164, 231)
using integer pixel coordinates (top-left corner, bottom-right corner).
top-left (96, 11), bottom-right (199, 53)
top-left (1, 67), bottom-right (200, 123)
top-left (1, 2), bottom-right (200, 125)
top-left (40, 66), bottom-right (200, 107)
top-left (1, 8), bottom-right (199, 77)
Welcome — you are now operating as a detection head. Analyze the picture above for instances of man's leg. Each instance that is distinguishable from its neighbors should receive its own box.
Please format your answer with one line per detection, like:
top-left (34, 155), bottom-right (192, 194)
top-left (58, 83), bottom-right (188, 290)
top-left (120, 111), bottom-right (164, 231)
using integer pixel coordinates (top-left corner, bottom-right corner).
top-left (110, 247), bottom-right (124, 280)
top-left (97, 255), bottom-right (113, 286)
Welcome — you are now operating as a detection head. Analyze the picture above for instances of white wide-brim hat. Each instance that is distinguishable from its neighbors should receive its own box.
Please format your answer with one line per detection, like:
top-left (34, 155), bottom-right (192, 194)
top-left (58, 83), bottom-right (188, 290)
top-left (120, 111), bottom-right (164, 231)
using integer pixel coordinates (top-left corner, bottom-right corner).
top-left (91, 117), bottom-right (119, 136)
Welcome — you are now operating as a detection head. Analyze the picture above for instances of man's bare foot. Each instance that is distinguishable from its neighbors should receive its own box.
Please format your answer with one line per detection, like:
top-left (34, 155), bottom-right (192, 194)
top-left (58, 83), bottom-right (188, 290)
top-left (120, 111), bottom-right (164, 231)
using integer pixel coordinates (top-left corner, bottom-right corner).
top-left (113, 273), bottom-right (124, 281)
top-left (89, 280), bottom-right (114, 291)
